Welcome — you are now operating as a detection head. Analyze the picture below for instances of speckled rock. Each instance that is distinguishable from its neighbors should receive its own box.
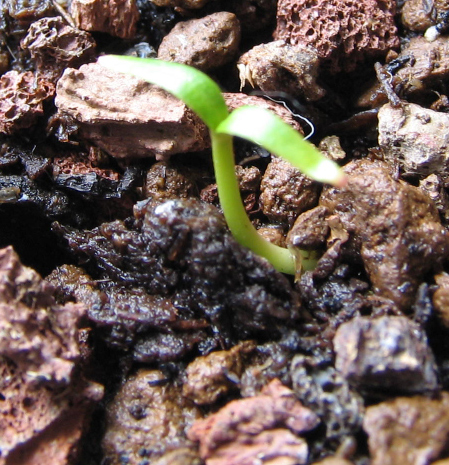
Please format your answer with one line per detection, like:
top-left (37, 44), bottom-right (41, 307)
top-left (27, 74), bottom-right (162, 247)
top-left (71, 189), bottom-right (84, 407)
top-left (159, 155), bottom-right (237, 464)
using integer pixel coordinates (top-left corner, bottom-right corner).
top-left (433, 272), bottom-right (449, 327)
top-left (183, 341), bottom-right (256, 405)
top-left (401, 0), bottom-right (435, 32)
top-left (260, 157), bottom-right (320, 226)
top-left (21, 16), bottom-right (96, 83)
top-left (70, 0), bottom-right (139, 39)
top-left (274, 0), bottom-right (399, 72)
top-left (102, 369), bottom-right (201, 465)
top-left (320, 159), bottom-right (449, 309)
top-left (334, 316), bottom-right (439, 393)
top-left (419, 174), bottom-right (449, 222)
top-left (55, 62), bottom-right (209, 159)
top-left (157, 12), bottom-right (241, 71)
top-left (0, 71), bottom-right (54, 135)
top-left (379, 102), bottom-right (449, 179)
top-left (237, 40), bottom-right (326, 101)
top-left (364, 393), bottom-right (449, 465)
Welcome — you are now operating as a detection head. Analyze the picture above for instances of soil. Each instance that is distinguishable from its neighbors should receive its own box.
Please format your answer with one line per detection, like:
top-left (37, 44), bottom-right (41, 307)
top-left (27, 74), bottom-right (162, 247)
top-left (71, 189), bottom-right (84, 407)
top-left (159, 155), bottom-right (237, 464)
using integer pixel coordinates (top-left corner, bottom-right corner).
top-left (2, 1), bottom-right (449, 465)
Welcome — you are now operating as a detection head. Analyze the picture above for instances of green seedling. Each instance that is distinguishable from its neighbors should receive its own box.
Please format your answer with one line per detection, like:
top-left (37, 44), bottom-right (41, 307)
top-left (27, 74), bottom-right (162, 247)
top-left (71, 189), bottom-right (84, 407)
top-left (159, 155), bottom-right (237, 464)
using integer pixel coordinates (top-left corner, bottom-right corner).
top-left (98, 55), bottom-right (346, 275)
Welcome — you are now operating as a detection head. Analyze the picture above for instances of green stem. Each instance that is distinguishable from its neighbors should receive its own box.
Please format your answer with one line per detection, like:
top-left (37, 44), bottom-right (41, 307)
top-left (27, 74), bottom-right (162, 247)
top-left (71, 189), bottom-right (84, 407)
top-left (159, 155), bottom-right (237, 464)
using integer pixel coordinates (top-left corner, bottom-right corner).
top-left (211, 131), bottom-right (316, 274)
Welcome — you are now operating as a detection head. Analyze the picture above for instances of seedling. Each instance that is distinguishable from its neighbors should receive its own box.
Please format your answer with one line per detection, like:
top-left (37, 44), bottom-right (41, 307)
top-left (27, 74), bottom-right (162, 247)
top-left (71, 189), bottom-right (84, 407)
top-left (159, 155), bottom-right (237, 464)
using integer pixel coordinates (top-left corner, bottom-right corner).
top-left (98, 55), bottom-right (346, 275)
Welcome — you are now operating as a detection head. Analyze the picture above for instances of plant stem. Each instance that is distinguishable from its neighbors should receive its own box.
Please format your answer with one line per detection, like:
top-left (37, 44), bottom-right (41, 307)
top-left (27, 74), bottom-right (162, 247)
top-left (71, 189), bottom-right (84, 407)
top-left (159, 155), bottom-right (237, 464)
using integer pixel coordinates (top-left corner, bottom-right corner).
top-left (210, 131), bottom-right (316, 275)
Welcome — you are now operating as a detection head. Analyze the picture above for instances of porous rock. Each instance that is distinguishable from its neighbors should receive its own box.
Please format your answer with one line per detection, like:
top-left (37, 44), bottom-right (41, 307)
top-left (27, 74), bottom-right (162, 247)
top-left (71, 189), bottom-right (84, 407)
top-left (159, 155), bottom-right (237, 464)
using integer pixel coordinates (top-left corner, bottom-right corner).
top-left (333, 316), bottom-right (439, 393)
top-left (238, 40), bottom-right (325, 101)
top-left (378, 102), bottom-right (449, 179)
top-left (55, 62), bottom-right (209, 159)
top-left (102, 369), bottom-right (201, 465)
top-left (432, 272), bottom-right (449, 327)
top-left (363, 393), bottom-right (449, 465)
top-left (320, 159), bottom-right (449, 309)
top-left (21, 16), bottom-right (96, 83)
top-left (260, 157), bottom-right (320, 226)
top-left (183, 341), bottom-right (256, 405)
top-left (0, 70), bottom-right (54, 135)
top-left (70, 0), bottom-right (139, 39)
top-left (188, 379), bottom-right (320, 465)
top-left (157, 12), bottom-right (241, 71)
top-left (274, 0), bottom-right (399, 72)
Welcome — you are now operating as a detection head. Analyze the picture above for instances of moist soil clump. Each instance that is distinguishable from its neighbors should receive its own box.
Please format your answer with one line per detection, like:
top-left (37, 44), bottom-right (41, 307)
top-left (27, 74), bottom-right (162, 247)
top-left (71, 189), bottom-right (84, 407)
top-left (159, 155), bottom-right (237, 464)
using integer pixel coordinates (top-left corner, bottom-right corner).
top-left (3, 1), bottom-right (449, 464)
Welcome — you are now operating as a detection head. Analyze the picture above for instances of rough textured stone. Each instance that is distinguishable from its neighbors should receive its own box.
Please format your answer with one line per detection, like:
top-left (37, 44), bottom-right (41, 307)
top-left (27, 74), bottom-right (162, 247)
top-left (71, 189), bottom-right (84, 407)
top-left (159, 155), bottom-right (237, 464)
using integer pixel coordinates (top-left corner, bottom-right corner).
top-left (320, 159), bottom-right (449, 309)
top-left (401, 0), bottom-right (435, 32)
top-left (238, 40), bottom-right (326, 101)
top-left (70, 0), bottom-right (139, 39)
top-left (55, 62), bottom-right (209, 159)
top-left (0, 71), bottom-right (54, 135)
top-left (183, 341), bottom-right (256, 405)
top-left (158, 12), bottom-right (241, 71)
top-left (0, 246), bottom-right (102, 465)
top-left (260, 157), bottom-right (319, 226)
top-left (102, 369), bottom-right (201, 465)
top-left (188, 379), bottom-right (320, 465)
top-left (364, 393), bottom-right (449, 465)
top-left (21, 16), bottom-right (96, 83)
top-left (379, 102), bottom-right (449, 179)
top-left (274, 0), bottom-right (399, 72)
top-left (433, 272), bottom-right (449, 327)
top-left (334, 316), bottom-right (439, 393)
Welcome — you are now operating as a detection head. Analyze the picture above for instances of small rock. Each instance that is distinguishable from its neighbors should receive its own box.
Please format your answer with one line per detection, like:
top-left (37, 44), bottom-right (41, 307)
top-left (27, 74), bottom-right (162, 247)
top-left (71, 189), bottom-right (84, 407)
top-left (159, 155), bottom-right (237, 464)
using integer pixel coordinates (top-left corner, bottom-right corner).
top-left (102, 369), bottom-right (201, 465)
top-left (312, 459), bottom-right (355, 465)
top-left (151, 0), bottom-right (211, 7)
top-left (432, 272), bottom-right (449, 327)
top-left (21, 16), bottom-right (96, 83)
top-left (287, 206), bottom-right (330, 251)
top-left (260, 157), bottom-right (320, 226)
top-left (238, 40), bottom-right (326, 101)
top-left (401, 0), bottom-right (435, 32)
top-left (419, 174), bottom-right (449, 222)
top-left (188, 379), bottom-right (320, 465)
top-left (70, 0), bottom-right (139, 39)
top-left (333, 316), bottom-right (439, 393)
top-left (0, 70), bottom-right (54, 135)
top-left (157, 12), bottom-right (241, 71)
top-left (379, 102), bottom-right (449, 179)
top-left (320, 159), bottom-right (449, 309)
top-left (364, 393), bottom-right (449, 465)
top-left (55, 62), bottom-right (209, 159)
top-left (183, 341), bottom-right (256, 405)
top-left (291, 354), bottom-right (365, 444)
top-left (274, 0), bottom-right (399, 72)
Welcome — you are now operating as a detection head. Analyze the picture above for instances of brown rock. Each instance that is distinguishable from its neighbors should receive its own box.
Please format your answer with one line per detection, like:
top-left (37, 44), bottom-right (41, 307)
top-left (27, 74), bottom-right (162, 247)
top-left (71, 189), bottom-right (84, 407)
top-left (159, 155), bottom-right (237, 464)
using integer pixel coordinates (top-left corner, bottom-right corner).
top-left (238, 40), bottom-right (326, 101)
top-left (0, 247), bottom-right (102, 465)
top-left (260, 157), bottom-right (320, 226)
top-left (334, 316), bottom-right (439, 393)
top-left (320, 159), bottom-right (449, 309)
top-left (419, 174), bottom-right (449, 222)
top-left (312, 459), bottom-right (355, 465)
top-left (379, 102), bottom-right (449, 179)
top-left (433, 272), bottom-right (449, 326)
top-left (274, 0), bottom-right (399, 72)
top-left (183, 341), bottom-right (256, 405)
top-left (21, 16), bottom-right (96, 83)
top-left (0, 71), bottom-right (54, 135)
top-left (102, 369), bottom-right (201, 465)
top-left (55, 62), bottom-right (209, 159)
top-left (0, 246), bottom-right (86, 384)
top-left (70, 0), bottom-right (139, 39)
top-left (401, 0), bottom-right (436, 32)
top-left (287, 206), bottom-right (330, 251)
top-left (151, 0), bottom-right (211, 7)
top-left (188, 378), bottom-right (320, 463)
top-left (364, 393), bottom-right (449, 465)
top-left (158, 12), bottom-right (240, 71)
